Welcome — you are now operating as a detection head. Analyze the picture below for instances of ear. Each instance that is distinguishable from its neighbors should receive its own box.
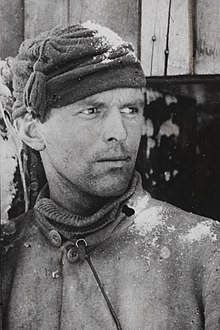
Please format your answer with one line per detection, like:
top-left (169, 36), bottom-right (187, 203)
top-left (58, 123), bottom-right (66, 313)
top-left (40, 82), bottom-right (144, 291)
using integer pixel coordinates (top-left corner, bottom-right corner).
top-left (14, 113), bottom-right (45, 151)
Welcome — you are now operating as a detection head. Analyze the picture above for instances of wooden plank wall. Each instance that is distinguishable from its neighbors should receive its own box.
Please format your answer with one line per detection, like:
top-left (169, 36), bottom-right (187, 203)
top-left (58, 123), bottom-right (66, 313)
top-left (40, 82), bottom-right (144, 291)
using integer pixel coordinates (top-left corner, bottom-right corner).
top-left (1, 0), bottom-right (140, 58)
top-left (195, 0), bottom-right (220, 74)
top-left (1, 0), bottom-right (220, 75)
top-left (141, 0), bottom-right (193, 75)
top-left (68, 0), bottom-right (140, 54)
top-left (141, 0), bottom-right (220, 75)
top-left (24, 0), bottom-right (69, 39)
top-left (0, 0), bottom-right (24, 58)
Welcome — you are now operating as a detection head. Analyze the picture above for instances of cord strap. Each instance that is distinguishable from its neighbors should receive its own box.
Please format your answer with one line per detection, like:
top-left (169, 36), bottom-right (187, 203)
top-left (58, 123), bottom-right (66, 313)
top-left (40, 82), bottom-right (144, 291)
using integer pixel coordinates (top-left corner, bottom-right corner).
top-left (86, 254), bottom-right (123, 330)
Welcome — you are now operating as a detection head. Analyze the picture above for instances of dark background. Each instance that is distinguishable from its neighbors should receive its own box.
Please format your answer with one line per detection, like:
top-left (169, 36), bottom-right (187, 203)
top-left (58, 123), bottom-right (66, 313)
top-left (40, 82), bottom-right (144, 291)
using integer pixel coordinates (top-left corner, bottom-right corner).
top-left (137, 78), bottom-right (220, 221)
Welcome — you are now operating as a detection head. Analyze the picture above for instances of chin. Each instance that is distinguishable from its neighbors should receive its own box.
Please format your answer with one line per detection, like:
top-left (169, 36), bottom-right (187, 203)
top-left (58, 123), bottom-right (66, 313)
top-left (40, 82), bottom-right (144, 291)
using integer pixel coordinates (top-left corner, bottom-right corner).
top-left (92, 171), bottom-right (133, 197)
top-left (99, 186), bottom-right (128, 198)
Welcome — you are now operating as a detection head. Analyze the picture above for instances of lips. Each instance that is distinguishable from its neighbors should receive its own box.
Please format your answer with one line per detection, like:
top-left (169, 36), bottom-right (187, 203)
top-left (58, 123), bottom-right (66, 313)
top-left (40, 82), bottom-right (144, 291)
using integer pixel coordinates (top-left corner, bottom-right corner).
top-left (96, 155), bottom-right (131, 162)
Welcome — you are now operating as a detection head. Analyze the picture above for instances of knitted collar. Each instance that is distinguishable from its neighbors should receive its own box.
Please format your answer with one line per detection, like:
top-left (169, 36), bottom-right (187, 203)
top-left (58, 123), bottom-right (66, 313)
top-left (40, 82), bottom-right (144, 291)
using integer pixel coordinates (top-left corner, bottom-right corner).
top-left (34, 171), bottom-right (143, 244)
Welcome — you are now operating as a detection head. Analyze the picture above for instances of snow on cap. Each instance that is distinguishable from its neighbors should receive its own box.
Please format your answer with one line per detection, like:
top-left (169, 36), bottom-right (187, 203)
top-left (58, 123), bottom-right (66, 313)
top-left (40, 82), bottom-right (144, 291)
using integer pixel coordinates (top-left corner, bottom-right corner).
top-left (82, 21), bottom-right (126, 49)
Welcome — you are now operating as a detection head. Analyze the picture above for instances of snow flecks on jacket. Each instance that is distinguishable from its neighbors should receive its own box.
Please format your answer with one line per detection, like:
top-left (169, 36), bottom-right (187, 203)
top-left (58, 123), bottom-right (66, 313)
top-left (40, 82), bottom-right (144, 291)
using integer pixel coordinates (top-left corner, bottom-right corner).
top-left (179, 220), bottom-right (218, 243)
top-left (130, 205), bottom-right (164, 237)
top-left (132, 194), bottom-right (150, 213)
top-left (160, 246), bottom-right (171, 259)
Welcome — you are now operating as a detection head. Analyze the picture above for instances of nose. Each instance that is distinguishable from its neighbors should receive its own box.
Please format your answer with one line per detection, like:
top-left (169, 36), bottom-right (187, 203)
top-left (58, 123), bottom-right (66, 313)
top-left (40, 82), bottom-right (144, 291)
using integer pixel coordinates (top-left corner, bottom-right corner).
top-left (102, 108), bottom-right (127, 142)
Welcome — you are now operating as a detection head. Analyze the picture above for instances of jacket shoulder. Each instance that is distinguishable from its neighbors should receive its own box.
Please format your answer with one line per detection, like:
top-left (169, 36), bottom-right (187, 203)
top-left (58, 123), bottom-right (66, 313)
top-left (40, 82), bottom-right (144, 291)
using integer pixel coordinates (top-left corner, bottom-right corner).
top-left (162, 200), bottom-right (220, 247)
top-left (131, 193), bottom-right (220, 254)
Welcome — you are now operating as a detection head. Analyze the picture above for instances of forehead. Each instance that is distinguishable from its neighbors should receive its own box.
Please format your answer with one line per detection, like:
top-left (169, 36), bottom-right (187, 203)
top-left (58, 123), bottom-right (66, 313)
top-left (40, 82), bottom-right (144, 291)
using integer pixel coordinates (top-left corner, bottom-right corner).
top-left (81, 88), bottom-right (145, 105)
top-left (54, 88), bottom-right (145, 112)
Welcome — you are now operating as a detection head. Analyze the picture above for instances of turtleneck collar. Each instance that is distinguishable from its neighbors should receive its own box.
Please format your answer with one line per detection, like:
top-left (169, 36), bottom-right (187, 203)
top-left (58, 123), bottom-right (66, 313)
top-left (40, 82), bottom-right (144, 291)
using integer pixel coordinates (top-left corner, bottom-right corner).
top-left (34, 171), bottom-right (145, 245)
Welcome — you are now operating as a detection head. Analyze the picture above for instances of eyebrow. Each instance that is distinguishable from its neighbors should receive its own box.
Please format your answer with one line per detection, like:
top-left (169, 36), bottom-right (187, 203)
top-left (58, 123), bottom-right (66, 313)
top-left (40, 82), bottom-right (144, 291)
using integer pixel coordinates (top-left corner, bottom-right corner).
top-left (84, 98), bottom-right (145, 108)
top-left (84, 99), bottom-right (106, 108)
top-left (120, 99), bottom-right (145, 109)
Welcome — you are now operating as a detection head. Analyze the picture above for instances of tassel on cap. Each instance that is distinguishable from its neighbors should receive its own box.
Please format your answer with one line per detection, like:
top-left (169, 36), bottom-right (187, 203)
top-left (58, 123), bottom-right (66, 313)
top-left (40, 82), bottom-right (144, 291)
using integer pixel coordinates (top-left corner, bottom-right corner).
top-left (23, 70), bottom-right (46, 118)
top-left (23, 39), bottom-right (48, 118)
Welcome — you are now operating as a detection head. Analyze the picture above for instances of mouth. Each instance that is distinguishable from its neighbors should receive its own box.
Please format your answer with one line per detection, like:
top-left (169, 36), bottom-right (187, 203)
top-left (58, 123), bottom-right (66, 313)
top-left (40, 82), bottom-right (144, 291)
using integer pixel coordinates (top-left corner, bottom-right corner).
top-left (96, 156), bottom-right (131, 162)
top-left (96, 155), bottom-right (131, 168)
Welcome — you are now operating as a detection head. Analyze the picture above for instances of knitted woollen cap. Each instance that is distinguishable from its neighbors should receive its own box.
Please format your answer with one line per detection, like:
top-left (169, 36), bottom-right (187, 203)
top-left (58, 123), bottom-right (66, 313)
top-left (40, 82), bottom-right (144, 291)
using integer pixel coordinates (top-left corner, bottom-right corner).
top-left (12, 21), bottom-right (146, 121)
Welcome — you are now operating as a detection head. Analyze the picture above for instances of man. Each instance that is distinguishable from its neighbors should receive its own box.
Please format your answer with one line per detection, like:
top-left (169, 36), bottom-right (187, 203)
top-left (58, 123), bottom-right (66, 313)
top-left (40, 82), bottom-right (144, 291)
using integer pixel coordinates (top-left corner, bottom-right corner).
top-left (1, 22), bottom-right (220, 330)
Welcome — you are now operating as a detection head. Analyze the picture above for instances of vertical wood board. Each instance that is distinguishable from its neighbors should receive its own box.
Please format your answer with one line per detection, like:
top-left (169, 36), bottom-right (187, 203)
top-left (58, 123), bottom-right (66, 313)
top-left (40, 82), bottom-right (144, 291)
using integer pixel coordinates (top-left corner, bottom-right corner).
top-left (141, 0), bottom-right (192, 76)
top-left (168, 0), bottom-right (193, 75)
top-left (24, 0), bottom-right (69, 39)
top-left (0, 0), bottom-right (23, 58)
top-left (141, 0), bottom-right (170, 76)
top-left (69, 0), bottom-right (140, 54)
top-left (195, 0), bottom-right (220, 74)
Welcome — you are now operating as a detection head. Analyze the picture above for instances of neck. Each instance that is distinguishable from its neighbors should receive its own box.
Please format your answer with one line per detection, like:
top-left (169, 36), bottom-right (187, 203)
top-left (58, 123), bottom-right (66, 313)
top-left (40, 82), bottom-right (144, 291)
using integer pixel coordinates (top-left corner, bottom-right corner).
top-left (46, 174), bottom-right (112, 217)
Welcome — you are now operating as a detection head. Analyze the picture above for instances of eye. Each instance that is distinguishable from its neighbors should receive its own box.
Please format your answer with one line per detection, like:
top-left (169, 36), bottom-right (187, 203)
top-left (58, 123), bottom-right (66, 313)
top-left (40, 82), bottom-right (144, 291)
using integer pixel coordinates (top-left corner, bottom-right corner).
top-left (121, 107), bottom-right (139, 115)
top-left (80, 107), bottom-right (100, 115)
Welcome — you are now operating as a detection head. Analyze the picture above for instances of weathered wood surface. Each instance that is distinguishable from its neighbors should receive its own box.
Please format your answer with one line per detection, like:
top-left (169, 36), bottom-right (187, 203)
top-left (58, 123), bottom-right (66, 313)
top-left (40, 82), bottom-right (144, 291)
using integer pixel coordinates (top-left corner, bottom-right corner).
top-left (0, 0), bottom-right (24, 58)
top-left (195, 0), bottom-right (220, 74)
top-left (141, 0), bottom-right (170, 75)
top-left (69, 0), bottom-right (140, 53)
top-left (141, 0), bottom-right (193, 76)
top-left (168, 0), bottom-right (193, 75)
top-left (1, 0), bottom-right (220, 75)
top-left (24, 0), bottom-right (69, 39)
top-left (24, 0), bottom-right (140, 53)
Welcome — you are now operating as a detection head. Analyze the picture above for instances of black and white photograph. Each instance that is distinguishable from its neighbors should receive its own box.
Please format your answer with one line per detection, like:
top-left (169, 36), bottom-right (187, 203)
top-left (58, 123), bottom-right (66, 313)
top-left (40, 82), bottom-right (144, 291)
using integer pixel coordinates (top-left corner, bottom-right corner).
top-left (1, 1), bottom-right (220, 329)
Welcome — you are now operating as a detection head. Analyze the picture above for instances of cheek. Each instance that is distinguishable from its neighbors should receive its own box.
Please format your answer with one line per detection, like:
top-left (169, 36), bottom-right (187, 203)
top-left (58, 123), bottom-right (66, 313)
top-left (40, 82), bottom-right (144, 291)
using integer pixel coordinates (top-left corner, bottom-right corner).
top-left (44, 121), bottom-right (98, 164)
top-left (65, 125), bottom-right (99, 157)
top-left (127, 122), bottom-right (143, 147)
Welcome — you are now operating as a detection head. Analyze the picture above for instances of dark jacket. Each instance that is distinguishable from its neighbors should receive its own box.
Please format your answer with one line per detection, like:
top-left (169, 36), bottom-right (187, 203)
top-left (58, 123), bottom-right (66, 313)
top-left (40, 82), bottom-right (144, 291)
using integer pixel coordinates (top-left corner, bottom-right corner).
top-left (1, 188), bottom-right (220, 330)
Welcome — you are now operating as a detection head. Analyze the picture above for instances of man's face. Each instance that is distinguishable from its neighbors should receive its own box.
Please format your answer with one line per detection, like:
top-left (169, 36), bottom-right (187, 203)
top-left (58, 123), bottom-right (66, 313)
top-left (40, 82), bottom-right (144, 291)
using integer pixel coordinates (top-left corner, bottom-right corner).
top-left (40, 88), bottom-right (145, 197)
